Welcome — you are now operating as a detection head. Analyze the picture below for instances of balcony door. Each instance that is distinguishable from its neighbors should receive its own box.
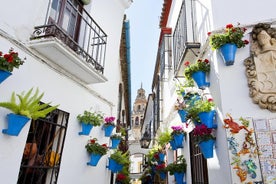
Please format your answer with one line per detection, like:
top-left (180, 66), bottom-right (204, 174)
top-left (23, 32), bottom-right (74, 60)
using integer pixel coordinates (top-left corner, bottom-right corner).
top-left (49, 0), bottom-right (82, 42)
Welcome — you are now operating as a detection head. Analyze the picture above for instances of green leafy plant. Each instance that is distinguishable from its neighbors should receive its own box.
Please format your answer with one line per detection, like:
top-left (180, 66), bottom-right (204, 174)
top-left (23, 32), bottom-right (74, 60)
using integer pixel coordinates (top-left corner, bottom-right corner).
top-left (193, 124), bottom-right (216, 145)
top-left (175, 79), bottom-right (195, 95)
top-left (77, 110), bottom-right (104, 126)
top-left (110, 133), bottom-right (122, 140)
top-left (208, 23), bottom-right (249, 50)
top-left (109, 150), bottom-right (129, 165)
top-left (85, 138), bottom-right (108, 155)
top-left (157, 130), bottom-right (171, 148)
top-left (184, 59), bottom-right (210, 80)
top-left (166, 155), bottom-right (187, 175)
top-left (0, 48), bottom-right (25, 72)
top-left (191, 98), bottom-right (215, 114)
top-left (0, 88), bottom-right (59, 120)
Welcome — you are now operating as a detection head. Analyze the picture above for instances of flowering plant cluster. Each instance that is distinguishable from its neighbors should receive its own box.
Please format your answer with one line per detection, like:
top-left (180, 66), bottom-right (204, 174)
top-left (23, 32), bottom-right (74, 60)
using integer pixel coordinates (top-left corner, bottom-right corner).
top-left (85, 138), bottom-right (108, 155)
top-left (208, 23), bottom-right (249, 50)
top-left (77, 110), bottom-right (104, 126)
top-left (116, 173), bottom-right (126, 182)
top-left (155, 163), bottom-right (166, 173)
top-left (193, 98), bottom-right (215, 113)
top-left (104, 116), bottom-right (116, 127)
top-left (184, 59), bottom-right (210, 80)
top-left (193, 124), bottom-right (215, 144)
top-left (0, 48), bottom-right (25, 72)
top-left (170, 125), bottom-right (186, 136)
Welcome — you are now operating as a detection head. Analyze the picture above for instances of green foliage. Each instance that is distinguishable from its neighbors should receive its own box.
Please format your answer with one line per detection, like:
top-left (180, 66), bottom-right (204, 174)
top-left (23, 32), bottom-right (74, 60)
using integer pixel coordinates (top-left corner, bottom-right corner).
top-left (175, 79), bottom-right (195, 95)
top-left (0, 48), bottom-right (25, 72)
top-left (209, 23), bottom-right (248, 50)
top-left (0, 88), bottom-right (59, 120)
top-left (85, 138), bottom-right (109, 155)
top-left (157, 130), bottom-right (171, 148)
top-left (192, 98), bottom-right (215, 113)
top-left (110, 150), bottom-right (129, 165)
top-left (184, 59), bottom-right (210, 80)
top-left (110, 133), bottom-right (122, 140)
top-left (77, 110), bottom-right (104, 126)
top-left (166, 155), bottom-right (187, 175)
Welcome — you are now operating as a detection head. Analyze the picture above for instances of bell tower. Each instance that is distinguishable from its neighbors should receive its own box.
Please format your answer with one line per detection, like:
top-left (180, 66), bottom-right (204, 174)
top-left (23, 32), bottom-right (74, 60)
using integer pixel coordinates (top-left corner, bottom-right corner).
top-left (131, 84), bottom-right (147, 141)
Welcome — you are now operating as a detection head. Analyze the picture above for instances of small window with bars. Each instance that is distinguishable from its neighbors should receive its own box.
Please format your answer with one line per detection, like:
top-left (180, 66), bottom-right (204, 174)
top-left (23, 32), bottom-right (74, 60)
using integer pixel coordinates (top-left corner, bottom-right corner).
top-left (17, 108), bottom-right (69, 184)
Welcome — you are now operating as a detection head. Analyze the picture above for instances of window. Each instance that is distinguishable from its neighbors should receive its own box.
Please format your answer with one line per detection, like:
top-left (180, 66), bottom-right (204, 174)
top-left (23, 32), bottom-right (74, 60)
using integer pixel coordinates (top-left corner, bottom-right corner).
top-left (17, 108), bottom-right (69, 184)
top-left (189, 131), bottom-right (209, 184)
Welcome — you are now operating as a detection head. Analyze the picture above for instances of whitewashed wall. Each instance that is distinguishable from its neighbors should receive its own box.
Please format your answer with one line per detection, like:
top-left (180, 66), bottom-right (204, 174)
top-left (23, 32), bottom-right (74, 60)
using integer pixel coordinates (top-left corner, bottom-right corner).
top-left (161, 0), bottom-right (276, 183)
top-left (0, 0), bottom-right (131, 183)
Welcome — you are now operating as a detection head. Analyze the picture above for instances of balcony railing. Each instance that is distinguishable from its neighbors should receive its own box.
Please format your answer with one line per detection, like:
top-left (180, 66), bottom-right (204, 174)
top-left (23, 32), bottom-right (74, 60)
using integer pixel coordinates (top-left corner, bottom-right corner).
top-left (31, 0), bottom-right (107, 74)
top-left (173, 0), bottom-right (200, 76)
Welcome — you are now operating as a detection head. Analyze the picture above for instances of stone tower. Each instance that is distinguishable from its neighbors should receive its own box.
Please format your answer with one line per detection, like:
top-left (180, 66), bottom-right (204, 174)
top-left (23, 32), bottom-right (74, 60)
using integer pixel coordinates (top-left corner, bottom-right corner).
top-left (131, 84), bottom-right (147, 141)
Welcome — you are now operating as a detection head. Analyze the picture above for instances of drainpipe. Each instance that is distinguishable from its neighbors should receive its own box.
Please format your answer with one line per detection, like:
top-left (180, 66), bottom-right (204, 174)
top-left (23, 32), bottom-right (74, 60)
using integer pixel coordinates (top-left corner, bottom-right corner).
top-left (124, 19), bottom-right (132, 132)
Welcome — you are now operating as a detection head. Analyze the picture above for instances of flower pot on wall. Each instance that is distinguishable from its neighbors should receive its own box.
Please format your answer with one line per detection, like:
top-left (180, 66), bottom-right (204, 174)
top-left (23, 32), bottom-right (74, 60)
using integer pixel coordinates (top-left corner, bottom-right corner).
top-left (110, 138), bottom-right (121, 149)
top-left (199, 139), bottom-right (215, 159)
top-left (172, 134), bottom-right (184, 148)
top-left (2, 113), bottom-right (30, 136)
top-left (108, 158), bottom-right (123, 173)
top-left (178, 110), bottom-right (187, 122)
top-left (87, 153), bottom-right (102, 166)
top-left (158, 153), bottom-right (165, 163)
top-left (79, 122), bottom-right (93, 135)
top-left (219, 43), bottom-right (237, 66)
top-left (159, 171), bottom-right (166, 180)
top-left (170, 140), bottom-right (177, 150)
top-left (0, 70), bottom-right (12, 84)
top-left (191, 71), bottom-right (210, 89)
top-left (174, 172), bottom-right (185, 184)
top-left (104, 125), bottom-right (115, 137)
top-left (198, 110), bottom-right (216, 128)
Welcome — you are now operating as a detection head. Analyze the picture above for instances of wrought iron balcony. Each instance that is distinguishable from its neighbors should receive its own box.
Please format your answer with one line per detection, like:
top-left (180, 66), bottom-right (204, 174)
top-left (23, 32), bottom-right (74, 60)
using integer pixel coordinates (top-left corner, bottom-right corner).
top-left (29, 0), bottom-right (107, 84)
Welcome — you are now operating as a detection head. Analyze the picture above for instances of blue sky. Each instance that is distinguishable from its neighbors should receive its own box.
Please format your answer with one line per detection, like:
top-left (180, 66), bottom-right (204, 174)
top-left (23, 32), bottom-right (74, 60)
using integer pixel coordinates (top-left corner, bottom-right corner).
top-left (126, 0), bottom-right (163, 104)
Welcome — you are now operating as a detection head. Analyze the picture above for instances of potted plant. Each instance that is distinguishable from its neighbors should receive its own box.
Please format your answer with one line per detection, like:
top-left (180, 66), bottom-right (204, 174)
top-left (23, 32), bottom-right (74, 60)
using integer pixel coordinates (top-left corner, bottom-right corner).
top-left (175, 78), bottom-right (195, 97)
top-left (208, 23), bottom-right (249, 66)
top-left (190, 98), bottom-right (216, 128)
top-left (103, 116), bottom-right (116, 137)
top-left (108, 150), bottom-right (129, 173)
top-left (184, 59), bottom-right (210, 89)
top-left (193, 124), bottom-right (216, 159)
top-left (166, 155), bottom-right (187, 184)
top-left (157, 130), bottom-right (171, 149)
top-left (85, 138), bottom-right (108, 166)
top-left (170, 125), bottom-right (186, 149)
top-left (0, 88), bottom-right (59, 136)
top-left (115, 173), bottom-right (129, 184)
top-left (155, 163), bottom-right (167, 180)
top-left (174, 98), bottom-right (188, 123)
top-left (110, 133), bottom-right (122, 149)
top-left (0, 48), bottom-right (25, 83)
top-left (77, 110), bottom-right (104, 135)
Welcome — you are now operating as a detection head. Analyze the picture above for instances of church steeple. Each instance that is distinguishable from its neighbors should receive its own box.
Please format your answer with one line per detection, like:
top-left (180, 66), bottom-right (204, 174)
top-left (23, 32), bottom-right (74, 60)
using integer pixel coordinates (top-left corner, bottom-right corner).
top-left (131, 85), bottom-right (147, 141)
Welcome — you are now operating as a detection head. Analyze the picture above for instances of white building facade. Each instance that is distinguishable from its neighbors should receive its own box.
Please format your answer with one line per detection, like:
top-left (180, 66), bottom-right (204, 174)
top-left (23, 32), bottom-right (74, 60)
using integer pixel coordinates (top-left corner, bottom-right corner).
top-left (0, 0), bottom-right (132, 183)
top-left (146, 0), bottom-right (276, 184)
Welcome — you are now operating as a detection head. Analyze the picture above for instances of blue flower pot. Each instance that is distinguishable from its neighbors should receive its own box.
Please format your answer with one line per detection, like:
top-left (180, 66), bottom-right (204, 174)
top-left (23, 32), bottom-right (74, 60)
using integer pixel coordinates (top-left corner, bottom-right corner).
top-left (198, 110), bottom-right (216, 128)
top-left (174, 172), bottom-right (185, 184)
top-left (159, 171), bottom-right (166, 180)
top-left (170, 140), bottom-right (177, 150)
top-left (104, 125), bottom-right (115, 137)
top-left (108, 158), bottom-right (123, 173)
top-left (0, 70), bottom-right (12, 84)
top-left (87, 153), bottom-right (102, 166)
top-left (199, 139), bottom-right (215, 159)
top-left (191, 71), bottom-right (210, 89)
top-left (173, 134), bottom-right (184, 148)
top-left (178, 110), bottom-right (187, 122)
top-left (2, 113), bottom-right (30, 136)
top-left (110, 138), bottom-right (121, 149)
top-left (219, 43), bottom-right (237, 66)
top-left (79, 122), bottom-right (93, 135)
